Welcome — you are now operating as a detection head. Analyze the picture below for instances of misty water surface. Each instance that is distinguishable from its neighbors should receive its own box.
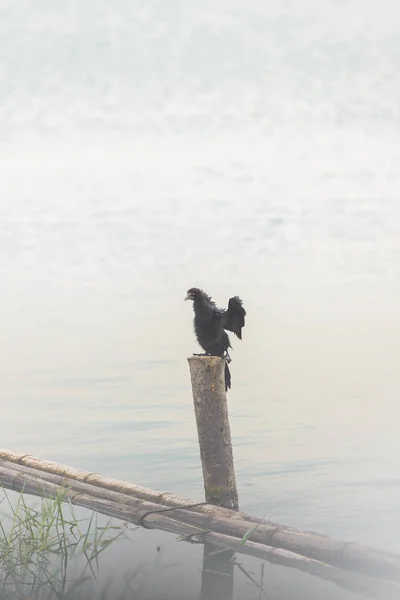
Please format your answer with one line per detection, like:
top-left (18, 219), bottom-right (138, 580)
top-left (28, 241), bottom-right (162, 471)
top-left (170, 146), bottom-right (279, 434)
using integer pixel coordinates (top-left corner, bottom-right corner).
top-left (1, 0), bottom-right (400, 597)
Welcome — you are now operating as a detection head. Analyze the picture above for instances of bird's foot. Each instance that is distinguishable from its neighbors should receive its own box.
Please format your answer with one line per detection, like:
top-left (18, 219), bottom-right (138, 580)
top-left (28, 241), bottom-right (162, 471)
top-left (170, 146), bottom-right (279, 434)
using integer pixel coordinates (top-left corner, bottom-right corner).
top-left (193, 352), bottom-right (212, 357)
top-left (223, 351), bottom-right (232, 364)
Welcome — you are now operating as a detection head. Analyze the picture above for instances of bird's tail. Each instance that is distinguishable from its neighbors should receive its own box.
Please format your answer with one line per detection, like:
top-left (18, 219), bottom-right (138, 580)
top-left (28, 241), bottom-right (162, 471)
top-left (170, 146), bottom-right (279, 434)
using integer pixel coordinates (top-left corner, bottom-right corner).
top-left (224, 362), bottom-right (231, 392)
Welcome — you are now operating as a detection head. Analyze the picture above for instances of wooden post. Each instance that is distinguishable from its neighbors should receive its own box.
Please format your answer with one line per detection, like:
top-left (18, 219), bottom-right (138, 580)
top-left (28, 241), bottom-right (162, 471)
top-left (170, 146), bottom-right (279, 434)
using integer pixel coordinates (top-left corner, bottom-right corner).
top-left (188, 356), bottom-right (237, 600)
top-left (187, 356), bottom-right (239, 511)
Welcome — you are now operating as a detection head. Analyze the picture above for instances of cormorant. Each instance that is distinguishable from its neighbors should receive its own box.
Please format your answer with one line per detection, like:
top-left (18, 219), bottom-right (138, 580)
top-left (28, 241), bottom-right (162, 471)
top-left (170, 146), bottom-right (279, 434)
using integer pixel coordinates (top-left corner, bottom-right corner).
top-left (185, 288), bottom-right (246, 391)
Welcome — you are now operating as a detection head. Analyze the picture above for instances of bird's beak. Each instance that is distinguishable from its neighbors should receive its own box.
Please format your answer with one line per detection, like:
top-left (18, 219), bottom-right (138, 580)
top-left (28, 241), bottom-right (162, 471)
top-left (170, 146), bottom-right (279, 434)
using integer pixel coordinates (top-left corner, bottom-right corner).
top-left (185, 295), bottom-right (190, 301)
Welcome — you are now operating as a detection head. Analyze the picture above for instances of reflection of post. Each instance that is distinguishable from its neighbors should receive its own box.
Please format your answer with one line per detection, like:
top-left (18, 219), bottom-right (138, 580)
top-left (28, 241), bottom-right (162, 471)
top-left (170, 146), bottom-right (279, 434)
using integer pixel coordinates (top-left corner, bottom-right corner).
top-left (188, 355), bottom-right (237, 600)
top-left (199, 545), bottom-right (235, 600)
top-left (187, 355), bottom-right (238, 510)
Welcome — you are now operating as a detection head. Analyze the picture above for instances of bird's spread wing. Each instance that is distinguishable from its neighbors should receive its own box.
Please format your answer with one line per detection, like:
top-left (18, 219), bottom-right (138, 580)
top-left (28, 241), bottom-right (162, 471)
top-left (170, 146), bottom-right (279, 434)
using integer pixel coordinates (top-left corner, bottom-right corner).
top-left (222, 296), bottom-right (246, 339)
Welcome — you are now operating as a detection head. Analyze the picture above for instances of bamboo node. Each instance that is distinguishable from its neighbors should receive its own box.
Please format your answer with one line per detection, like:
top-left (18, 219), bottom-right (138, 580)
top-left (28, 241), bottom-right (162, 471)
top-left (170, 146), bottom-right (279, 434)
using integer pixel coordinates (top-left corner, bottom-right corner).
top-left (157, 492), bottom-right (173, 503)
top-left (18, 454), bottom-right (34, 464)
top-left (69, 492), bottom-right (82, 503)
top-left (82, 472), bottom-right (102, 483)
top-left (265, 525), bottom-right (282, 544)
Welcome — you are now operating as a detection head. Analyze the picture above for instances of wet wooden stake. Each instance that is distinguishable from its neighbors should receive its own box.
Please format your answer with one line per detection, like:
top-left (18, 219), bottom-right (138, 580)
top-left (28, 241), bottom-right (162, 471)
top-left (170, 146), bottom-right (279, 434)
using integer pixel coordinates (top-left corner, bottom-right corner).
top-left (188, 356), bottom-right (238, 600)
top-left (187, 355), bottom-right (239, 511)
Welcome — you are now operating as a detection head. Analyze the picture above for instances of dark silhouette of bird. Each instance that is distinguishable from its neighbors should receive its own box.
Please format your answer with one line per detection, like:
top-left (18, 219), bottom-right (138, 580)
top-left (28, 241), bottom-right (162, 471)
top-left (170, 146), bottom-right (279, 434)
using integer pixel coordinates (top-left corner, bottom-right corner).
top-left (185, 288), bottom-right (246, 391)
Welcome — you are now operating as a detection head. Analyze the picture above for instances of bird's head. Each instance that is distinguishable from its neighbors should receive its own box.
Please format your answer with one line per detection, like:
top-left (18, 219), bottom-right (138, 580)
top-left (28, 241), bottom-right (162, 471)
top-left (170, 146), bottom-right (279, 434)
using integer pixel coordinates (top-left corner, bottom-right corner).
top-left (185, 287), bottom-right (202, 302)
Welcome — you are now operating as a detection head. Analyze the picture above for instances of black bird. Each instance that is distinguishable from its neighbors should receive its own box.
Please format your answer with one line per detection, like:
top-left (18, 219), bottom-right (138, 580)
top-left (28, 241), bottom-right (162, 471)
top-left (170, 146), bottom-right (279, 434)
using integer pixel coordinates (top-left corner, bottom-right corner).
top-left (185, 288), bottom-right (246, 391)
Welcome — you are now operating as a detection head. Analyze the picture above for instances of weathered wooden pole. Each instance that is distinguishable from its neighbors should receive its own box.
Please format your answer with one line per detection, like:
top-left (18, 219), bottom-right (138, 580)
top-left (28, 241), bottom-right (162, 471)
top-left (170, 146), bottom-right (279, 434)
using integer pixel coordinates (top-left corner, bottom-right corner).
top-left (187, 355), bottom-right (239, 510)
top-left (188, 356), bottom-right (238, 600)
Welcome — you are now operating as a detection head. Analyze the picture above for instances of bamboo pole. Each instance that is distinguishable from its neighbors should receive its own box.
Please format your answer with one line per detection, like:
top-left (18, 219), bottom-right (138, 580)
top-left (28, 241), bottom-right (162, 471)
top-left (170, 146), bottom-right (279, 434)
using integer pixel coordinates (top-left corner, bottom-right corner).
top-left (1, 461), bottom-right (399, 598)
top-left (187, 356), bottom-right (238, 510)
top-left (0, 449), bottom-right (257, 524)
top-left (2, 455), bottom-right (400, 587)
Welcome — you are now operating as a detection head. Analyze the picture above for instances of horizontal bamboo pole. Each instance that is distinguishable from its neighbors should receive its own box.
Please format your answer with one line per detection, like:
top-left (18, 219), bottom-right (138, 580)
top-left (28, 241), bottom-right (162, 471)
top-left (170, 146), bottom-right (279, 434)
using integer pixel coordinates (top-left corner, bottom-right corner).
top-left (0, 449), bottom-right (258, 524)
top-left (1, 450), bottom-right (400, 585)
top-left (1, 461), bottom-right (399, 598)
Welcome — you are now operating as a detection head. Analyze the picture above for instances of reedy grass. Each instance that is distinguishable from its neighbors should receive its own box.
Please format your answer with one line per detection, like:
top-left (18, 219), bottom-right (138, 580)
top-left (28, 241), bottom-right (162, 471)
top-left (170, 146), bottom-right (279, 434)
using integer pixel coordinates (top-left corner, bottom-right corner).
top-left (0, 486), bottom-right (131, 600)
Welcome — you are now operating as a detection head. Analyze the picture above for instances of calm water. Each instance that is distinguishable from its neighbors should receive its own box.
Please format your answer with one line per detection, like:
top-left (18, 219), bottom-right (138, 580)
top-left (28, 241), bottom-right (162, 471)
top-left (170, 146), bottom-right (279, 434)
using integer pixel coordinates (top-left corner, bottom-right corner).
top-left (1, 0), bottom-right (400, 597)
